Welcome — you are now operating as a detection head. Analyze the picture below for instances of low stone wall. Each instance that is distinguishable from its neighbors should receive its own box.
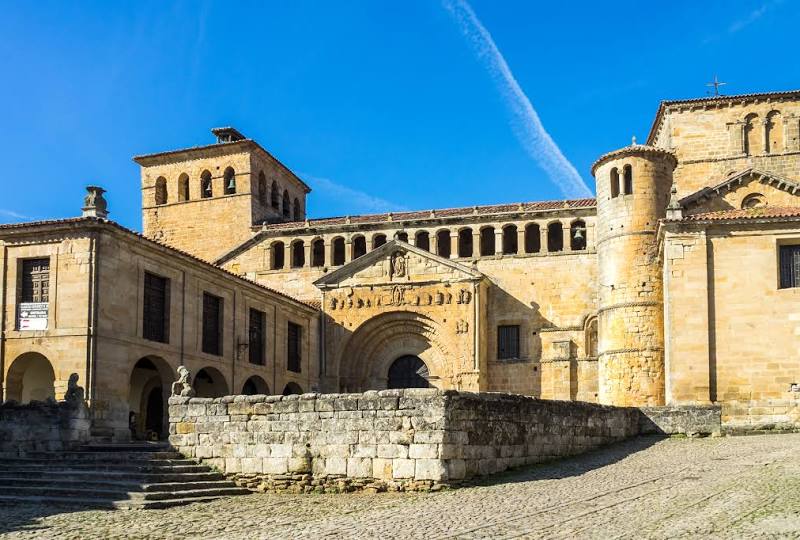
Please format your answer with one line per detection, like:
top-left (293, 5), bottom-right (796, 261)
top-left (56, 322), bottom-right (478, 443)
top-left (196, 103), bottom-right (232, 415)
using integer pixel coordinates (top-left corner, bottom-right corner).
top-left (168, 389), bottom-right (640, 492)
top-left (639, 405), bottom-right (722, 436)
top-left (0, 399), bottom-right (91, 456)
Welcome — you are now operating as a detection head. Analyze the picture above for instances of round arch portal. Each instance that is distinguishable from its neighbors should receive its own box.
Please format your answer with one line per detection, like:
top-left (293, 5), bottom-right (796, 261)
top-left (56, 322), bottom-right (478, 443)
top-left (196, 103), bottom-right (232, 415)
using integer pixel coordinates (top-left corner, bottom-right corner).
top-left (387, 355), bottom-right (430, 389)
top-left (283, 382), bottom-right (303, 395)
top-left (129, 356), bottom-right (173, 441)
top-left (242, 375), bottom-right (270, 395)
top-left (5, 352), bottom-right (55, 403)
top-left (194, 367), bottom-right (229, 398)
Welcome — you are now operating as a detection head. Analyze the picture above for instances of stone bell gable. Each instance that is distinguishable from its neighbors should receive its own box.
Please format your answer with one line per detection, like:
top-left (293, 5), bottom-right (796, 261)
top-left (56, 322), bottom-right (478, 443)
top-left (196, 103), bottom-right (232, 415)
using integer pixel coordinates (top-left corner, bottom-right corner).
top-left (679, 168), bottom-right (800, 216)
top-left (313, 241), bottom-right (488, 393)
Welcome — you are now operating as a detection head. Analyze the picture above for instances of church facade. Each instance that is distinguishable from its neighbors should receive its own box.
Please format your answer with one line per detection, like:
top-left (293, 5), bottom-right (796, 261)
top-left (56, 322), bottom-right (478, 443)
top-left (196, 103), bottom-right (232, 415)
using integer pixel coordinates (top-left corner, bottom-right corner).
top-left (2, 90), bottom-right (800, 439)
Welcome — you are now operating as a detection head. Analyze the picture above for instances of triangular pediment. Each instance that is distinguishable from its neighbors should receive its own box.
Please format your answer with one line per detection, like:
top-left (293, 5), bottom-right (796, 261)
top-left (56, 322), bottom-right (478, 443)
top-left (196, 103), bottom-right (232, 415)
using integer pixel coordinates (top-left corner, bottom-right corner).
top-left (680, 168), bottom-right (800, 215)
top-left (313, 240), bottom-right (483, 290)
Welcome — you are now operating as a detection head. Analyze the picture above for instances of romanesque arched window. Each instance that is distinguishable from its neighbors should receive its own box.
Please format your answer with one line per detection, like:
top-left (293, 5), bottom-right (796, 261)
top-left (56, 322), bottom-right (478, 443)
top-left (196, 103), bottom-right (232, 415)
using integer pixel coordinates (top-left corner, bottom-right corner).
top-left (458, 228), bottom-right (473, 258)
top-left (741, 193), bottom-right (766, 209)
top-left (480, 227), bottom-right (495, 256)
top-left (502, 224), bottom-right (517, 255)
top-left (525, 223), bottom-right (540, 253)
top-left (610, 168), bottom-right (620, 198)
top-left (291, 240), bottom-right (305, 268)
top-left (352, 235), bottom-right (367, 259)
top-left (373, 234), bottom-right (387, 249)
top-left (271, 241), bottom-right (285, 269)
top-left (396, 231), bottom-right (408, 243)
top-left (178, 173), bottom-right (190, 202)
top-left (270, 180), bottom-right (279, 209)
top-left (744, 113), bottom-right (760, 155)
top-left (548, 222), bottom-right (563, 252)
top-left (282, 190), bottom-right (291, 218)
top-left (415, 231), bottom-right (430, 251)
top-left (311, 238), bottom-right (325, 267)
top-left (332, 237), bottom-right (345, 265)
top-left (154, 177), bottom-right (167, 205)
top-left (223, 167), bottom-right (236, 195)
top-left (293, 198), bottom-right (302, 221)
top-left (436, 230), bottom-right (451, 258)
top-left (570, 220), bottom-right (587, 251)
top-left (766, 110), bottom-right (783, 154)
top-left (201, 170), bottom-right (213, 199)
top-left (623, 165), bottom-right (633, 195)
top-left (258, 171), bottom-right (267, 204)
top-left (585, 316), bottom-right (598, 358)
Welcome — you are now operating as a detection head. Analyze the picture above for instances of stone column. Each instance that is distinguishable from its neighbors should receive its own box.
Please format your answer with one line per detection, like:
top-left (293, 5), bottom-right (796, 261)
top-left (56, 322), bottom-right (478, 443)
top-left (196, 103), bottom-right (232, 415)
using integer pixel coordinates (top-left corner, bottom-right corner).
top-left (430, 233), bottom-right (438, 256)
top-left (563, 222), bottom-right (572, 252)
top-left (450, 232), bottom-right (459, 260)
top-left (587, 223), bottom-right (596, 251)
top-left (762, 119), bottom-right (769, 155)
top-left (494, 229), bottom-right (503, 256)
top-left (325, 240), bottom-right (333, 267)
top-left (345, 238), bottom-right (352, 264)
top-left (516, 226), bottom-right (525, 255)
top-left (284, 242), bottom-right (292, 268)
top-left (472, 231), bottom-right (481, 257)
top-left (540, 224), bottom-right (549, 252)
top-left (303, 242), bottom-right (311, 268)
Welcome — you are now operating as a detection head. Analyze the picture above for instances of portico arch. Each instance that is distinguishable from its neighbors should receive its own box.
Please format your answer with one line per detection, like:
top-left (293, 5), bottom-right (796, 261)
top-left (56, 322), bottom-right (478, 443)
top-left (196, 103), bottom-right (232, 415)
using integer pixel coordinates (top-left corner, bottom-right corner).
top-left (129, 356), bottom-right (173, 440)
top-left (336, 311), bottom-right (452, 392)
top-left (194, 367), bottom-right (229, 398)
top-left (5, 352), bottom-right (55, 403)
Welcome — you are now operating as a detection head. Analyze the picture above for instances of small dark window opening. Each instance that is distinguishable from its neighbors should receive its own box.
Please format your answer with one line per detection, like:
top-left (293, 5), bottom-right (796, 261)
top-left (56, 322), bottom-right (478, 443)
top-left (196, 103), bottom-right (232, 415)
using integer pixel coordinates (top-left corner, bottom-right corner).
top-left (436, 230), bottom-right (451, 258)
top-left (497, 325), bottom-right (520, 360)
top-left (202, 292), bottom-right (223, 356)
top-left (271, 242), bottom-right (285, 270)
top-left (293, 198), bottom-right (302, 221)
top-left (570, 220), bottom-right (587, 251)
top-left (352, 236), bottom-right (367, 259)
top-left (248, 308), bottom-right (265, 365)
top-left (258, 172), bottom-right (267, 204)
top-left (779, 245), bottom-right (800, 289)
top-left (21, 258), bottom-right (50, 303)
top-left (480, 227), bottom-right (495, 256)
top-left (525, 223), bottom-right (541, 253)
top-left (548, 222), bottom-right (563, 252)
top-left (332, 237), bottom-right (345, 265)
top-left (178, 174), bottom-right (190, 202)
top-left (143, 272), bottom-right (169, 343)
top-left (223, 167), bottom-right (236, 195)
top-left (502, 225), bottom-right (518, 255)
top-left (373, 234), bottom-right (387, 249)
top-left (397, 232), bottom-right (409, 242)
top-left (271, 181), bottom-right (279, 209)
top-left (287, 322), bottom-right (302, 373)
top-left (415, 231), bottom-right (430, 251)
top-left (282, 190), bottom-right (291, 218)
top-left (291, 241), bottom-right (305, 268)
top-left (311, 239), bottom-right (325, 267)
top-left (623, 165), bottom-right (633, 195)
top-left (154, 177), bottom-right (167, 205)
top-left (201, 171), bottom-right (213, 198)
top-left (458, 229), bottom-right (473, 258)
top-left (610, 168), bottom-right (620, 199)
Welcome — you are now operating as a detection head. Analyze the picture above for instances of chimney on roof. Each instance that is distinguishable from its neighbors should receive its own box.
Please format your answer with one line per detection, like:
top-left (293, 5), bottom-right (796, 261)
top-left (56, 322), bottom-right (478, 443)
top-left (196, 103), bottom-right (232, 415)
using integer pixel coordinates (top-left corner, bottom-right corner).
top-left (211, 127), bottom-right (246, 143)
top-left (82, 186), bottom-right (109, 219)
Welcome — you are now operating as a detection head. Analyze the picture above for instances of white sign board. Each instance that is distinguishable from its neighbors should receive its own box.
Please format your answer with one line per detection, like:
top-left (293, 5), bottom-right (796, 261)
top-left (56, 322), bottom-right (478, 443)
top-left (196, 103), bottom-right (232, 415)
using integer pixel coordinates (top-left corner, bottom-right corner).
top-left (18, 302), bottom-right (48, 331)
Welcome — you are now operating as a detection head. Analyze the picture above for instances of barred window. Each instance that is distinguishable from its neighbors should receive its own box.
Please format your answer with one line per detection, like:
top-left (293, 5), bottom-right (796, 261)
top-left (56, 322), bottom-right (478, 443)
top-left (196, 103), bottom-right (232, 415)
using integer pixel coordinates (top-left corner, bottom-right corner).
top-left (249, 308), bottom-right (266, 365)
top-left (779, 245), bottom-right (800, 289)
top-left (497, 325), bottom-right (520, 360)
top-left (287, 322), bottom-right (302, 373)
top-left (21, 258), bottom-right (50, 303)
top-left (143, 272), bottom-right (169, 343)
top-left (202, 292), bottom-right (223, 356)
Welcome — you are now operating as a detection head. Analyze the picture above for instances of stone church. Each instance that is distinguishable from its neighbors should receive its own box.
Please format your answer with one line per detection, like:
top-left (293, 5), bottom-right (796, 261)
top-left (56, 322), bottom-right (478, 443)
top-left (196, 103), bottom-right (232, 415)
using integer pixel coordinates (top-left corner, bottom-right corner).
top-left (2, 90), bottom-right (800, 440)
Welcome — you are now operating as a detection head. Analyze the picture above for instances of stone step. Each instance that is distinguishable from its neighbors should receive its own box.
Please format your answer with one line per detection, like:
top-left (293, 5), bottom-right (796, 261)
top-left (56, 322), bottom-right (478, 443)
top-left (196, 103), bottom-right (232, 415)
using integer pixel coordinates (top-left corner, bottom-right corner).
top-left (1, 456), bottom-right (195, 466)
top-left (0, 484), bottom-right (249, 503)
top-left (0, 494), bottom-right (231, 510)
top-left (0, 468), bottom-right (226, 483)
top-left (80, 443), bottom-right (170, 453)
top-left (0, 476), bottom-right (240, 493)
top-left (129, 487), bottom-right (251, 501)
top-left (0, 463), bottom-right (213, 473)
top-left (19, 451), bottom-right (183, 461)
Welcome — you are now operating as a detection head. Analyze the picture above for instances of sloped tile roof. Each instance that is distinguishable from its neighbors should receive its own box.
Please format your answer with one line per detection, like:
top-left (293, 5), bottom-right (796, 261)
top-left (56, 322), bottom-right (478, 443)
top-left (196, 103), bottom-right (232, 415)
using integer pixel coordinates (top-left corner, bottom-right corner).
top-left (671, 206), bottom-right (800, 222)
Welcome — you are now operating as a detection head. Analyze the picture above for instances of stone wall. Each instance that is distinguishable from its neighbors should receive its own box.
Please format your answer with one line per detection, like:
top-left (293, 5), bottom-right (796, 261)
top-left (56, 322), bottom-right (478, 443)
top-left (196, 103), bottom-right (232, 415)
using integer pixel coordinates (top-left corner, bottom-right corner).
top-left (0, 399), bottom-right (90, 456)
top-left (168, 389), bottom-right (640, 492)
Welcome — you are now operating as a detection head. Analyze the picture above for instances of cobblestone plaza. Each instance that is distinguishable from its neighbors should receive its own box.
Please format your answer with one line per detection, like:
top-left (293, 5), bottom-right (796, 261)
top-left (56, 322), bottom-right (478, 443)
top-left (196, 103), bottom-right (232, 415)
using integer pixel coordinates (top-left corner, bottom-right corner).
top-left (2, 434), bottom-right (799, 539)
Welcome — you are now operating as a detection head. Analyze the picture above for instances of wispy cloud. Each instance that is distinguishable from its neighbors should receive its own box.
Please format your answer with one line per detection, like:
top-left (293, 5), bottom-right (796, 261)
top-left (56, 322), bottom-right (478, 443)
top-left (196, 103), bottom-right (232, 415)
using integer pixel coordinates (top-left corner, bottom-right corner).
top-left (302, 174), bottom-right (409, 214)
top-left (0, 209), bottom-right (32, 221)
top-left (442, 0), bottom-right (592, 198)
top-left (729, 0), bottom-right (780, 33)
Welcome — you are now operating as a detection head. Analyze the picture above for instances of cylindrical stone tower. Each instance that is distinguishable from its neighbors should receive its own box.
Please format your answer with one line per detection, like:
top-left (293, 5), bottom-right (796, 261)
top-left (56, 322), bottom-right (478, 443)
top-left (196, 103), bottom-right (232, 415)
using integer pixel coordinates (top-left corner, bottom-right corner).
top-left (591, 144), bottom-right (676, 406)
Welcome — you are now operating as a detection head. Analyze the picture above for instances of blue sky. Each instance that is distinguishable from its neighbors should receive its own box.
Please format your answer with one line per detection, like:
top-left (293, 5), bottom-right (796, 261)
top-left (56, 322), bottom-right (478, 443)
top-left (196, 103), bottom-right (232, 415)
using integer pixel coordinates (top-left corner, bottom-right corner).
top-left (1, 0), bottom-right (797, 229)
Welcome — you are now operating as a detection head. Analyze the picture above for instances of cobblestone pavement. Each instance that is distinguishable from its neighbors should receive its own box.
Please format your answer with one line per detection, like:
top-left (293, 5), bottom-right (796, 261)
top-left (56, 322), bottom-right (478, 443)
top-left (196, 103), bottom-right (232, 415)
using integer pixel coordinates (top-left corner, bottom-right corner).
top-left (2, 434), bottom-right (800, 539)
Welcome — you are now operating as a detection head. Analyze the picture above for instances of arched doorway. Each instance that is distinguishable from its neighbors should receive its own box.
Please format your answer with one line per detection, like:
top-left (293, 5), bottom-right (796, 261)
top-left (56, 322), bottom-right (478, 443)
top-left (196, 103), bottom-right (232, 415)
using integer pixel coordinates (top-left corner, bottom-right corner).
top-left (242, 375), bottom-right (269, 395)
top-left (5, 352), bottom-right (55, 403)
top-left (194, 367), bottom-right (229, 398)
top-left (387, 355), bottom-right (430, 389)
top-left (282, 382), bottom-right (303, 395)
top-left (129, 357), bottom-right (172, 441)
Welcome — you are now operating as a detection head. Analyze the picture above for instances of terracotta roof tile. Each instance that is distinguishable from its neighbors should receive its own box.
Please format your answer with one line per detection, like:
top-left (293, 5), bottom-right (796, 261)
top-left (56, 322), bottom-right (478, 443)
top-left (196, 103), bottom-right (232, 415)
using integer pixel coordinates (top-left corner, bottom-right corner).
top-left (673, 206), bottom-right (800, 222)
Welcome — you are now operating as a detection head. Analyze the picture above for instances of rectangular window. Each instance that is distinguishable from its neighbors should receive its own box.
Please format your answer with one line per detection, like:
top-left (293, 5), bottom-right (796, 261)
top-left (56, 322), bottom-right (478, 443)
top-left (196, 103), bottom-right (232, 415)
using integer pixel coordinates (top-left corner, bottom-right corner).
top-left (497, 325), bottom-right (520, 360)
top-left (780, 245), bottom-right (800, 289)
top-left (143, 272), bottom-right (170, 343)
top-left (21, 258), bottom-right (50, 303)
top-left (202, 292), bottom-right (223, 356)
top-left (249, 308), bottom-right (266, 365)
top-left (287, 321), bottom-right (302, 373)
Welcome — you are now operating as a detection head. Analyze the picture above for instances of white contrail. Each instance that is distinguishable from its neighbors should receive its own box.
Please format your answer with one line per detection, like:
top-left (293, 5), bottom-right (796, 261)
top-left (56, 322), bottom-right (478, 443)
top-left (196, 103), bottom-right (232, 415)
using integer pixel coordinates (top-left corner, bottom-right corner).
top-left (302, 174), bottom-right (409, 214)
top-left (443, 0), bottom-right (593, 198)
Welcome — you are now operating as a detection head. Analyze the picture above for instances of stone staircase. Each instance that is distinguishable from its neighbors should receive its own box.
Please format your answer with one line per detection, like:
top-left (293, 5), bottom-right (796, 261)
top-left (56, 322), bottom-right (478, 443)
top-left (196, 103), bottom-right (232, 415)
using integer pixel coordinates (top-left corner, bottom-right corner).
top-left (0, 443), bottom-right (250, 509)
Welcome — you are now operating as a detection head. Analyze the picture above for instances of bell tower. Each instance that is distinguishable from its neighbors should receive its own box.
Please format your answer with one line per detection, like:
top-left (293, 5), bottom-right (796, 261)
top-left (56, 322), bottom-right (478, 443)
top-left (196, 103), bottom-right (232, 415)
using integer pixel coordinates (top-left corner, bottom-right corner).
top-left (592, 143), bottom-right (676, 406)
top-left (133, 127), bottom-right (310, 262)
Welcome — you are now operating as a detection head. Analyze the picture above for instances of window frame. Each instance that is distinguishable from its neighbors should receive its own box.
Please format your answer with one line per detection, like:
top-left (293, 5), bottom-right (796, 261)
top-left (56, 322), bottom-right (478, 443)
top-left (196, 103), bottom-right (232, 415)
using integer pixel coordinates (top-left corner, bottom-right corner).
top-left (287, 321), bottom-right (302, 373)
top-left (201, 291), bottom-right (223, 356)
top-left (497, 324), bottom-right (521, 360)
top-left (778, 243), bottom-right (800, 289)
top-left (248, 308), bottom-right (266, 365)
top-left (142, 271), bottom-right (170, 344)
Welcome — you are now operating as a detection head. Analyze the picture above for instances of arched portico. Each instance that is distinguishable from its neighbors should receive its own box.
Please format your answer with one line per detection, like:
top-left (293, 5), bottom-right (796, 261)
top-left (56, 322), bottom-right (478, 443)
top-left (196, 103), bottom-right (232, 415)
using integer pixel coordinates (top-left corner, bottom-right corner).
top-left (242, 375), bottom-right (269, 395)
top-left (5, 352), bottom-right (56, 403)
top-left (194, 367), bottom-right (229, 398)
top-left (129, 356), bottom-right (173, 441)
top-left (336, 311), bottom-right (451, 392)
